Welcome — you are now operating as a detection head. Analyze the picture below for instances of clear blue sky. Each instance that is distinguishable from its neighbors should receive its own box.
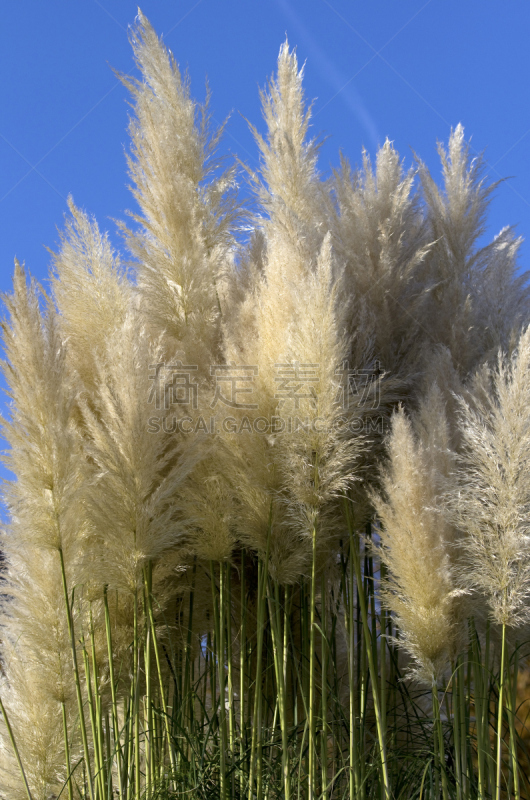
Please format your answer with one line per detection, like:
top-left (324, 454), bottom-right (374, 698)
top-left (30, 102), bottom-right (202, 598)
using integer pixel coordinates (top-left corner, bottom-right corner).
top-left (1, 0), bottom-right (530, 295)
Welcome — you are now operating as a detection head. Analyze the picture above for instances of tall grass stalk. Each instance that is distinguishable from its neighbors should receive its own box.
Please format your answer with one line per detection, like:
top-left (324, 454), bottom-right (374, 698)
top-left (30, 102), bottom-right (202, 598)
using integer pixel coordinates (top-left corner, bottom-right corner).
top-left (344, 502), bottom-right (390, 800)
top-left (431, 679), bottom-right (449, 800)
top-left (308, 522), bottom-right (318, 800)
top-left (146, 590), bottom-right (179, 790)
top-left (496, 621), bottom-right (507, 800)
top-left (225, 564), bottom-right (236, 797)
top-left (143, 583), bottom-right (153, 795)
top-left (132, 591), bottom-right (141, 799)
top-left (61, 699), bottom-right (74, 800)
top-left (340, 536), bottom-right (361, 800)
top-left (103, 586), bottom-right (123, 798)
top-left (248, 523), bottom-right (272, 800)
top-left (210, 560), bottom-right (227, 800)
top-left (0, 694), bottom-right (34, 800)
top-left (240, 549), bottom-right (248, 798)
top-left (507, 643), bottom-right (521, 800)
top-left (266, 577), bottom-right (290, 800)
top-left (87, 606), bottom-right (107, 799)
top-left (59, 546), bottom-right (95, 800)
top-left (320, 571), bottom-right (329, 800)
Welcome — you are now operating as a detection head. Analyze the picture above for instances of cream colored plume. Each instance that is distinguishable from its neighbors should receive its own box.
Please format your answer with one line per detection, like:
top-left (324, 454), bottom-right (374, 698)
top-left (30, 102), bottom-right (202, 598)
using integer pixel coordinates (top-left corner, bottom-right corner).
top-left (418, 125), bottom-right (529, 375)
top-left (78, 310), bottom-right (198, 595)
top-left (221, 36), bottom-right (369, 579)
top-left (118, 10), bottom-right (241, 368)
top-left (51, 197), bottom-right (131, 394)
top-left (175, 438), bottom-right (239, 564)
top-left (0, 265), bottom-right (85, 798)
top-left (271, 235), bottom-right (363, 526)
top-left (221, 231), bottom-right (366, 581)
top-left (0, 543), bottom-right (83, 799)
top-left (373, 391), bottom-right (465, 683)
top-left (329, 140), bottom-right (431, 380)
top-left (223, 39), bottom-right (328, 366)
top-left (1, 264), bottom-right (82, 553)
top-left (249, 39), bottom-right (327, 257)
top-left (0, 641), bottom-right (71, 800)
top-left (449, 325), bottom-right (530, 627)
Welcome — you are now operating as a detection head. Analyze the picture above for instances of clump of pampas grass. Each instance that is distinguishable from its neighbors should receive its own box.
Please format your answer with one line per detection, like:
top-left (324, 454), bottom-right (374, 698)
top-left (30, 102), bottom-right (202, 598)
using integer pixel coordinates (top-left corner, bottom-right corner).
top-left (2, 12), bottom-right (530, 800)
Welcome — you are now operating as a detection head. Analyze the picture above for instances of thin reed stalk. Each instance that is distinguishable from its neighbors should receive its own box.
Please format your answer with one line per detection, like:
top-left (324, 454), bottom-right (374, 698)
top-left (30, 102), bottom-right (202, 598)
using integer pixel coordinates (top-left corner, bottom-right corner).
top-left (431, 679), bottom-right (449, 800)
top-left (266, 577), bottom-right (290, 800)
top-left (0, 694), bottom-right (34, 800)
top-left (104, 587), bottom-right (124, 798)
top-left (344, 503), bottom-right (391, 800)
top-left (496, 621), bottom-right (507, 800)
top-left (507, 644), bottom-right (521, 800)
top-left (248, 522), bottom-right (272, 800)
top-left (240, 549), bottom-right (248, 797)
top-left (59, 547), bottom-right (95, 800)
top-left (308, 522), bottom-right (318, 800)
top-left (132, 591), bottom-right (140, 799)
top-left (320, 571), bottom-right (329, 800)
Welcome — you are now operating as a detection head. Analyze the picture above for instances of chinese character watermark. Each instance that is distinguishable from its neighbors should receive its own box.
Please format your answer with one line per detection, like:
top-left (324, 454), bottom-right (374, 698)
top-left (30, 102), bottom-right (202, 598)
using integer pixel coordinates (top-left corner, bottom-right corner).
top-left (274, 362), bottom-right (320, 409)
top-left (146, 359), bottom-right (385, 435)
top-left (210, 365), bottom-right (259, 409)
top-left (148, 362), bottom-right (199, 410)
top-left (333, 361), bottom-right (381, 410)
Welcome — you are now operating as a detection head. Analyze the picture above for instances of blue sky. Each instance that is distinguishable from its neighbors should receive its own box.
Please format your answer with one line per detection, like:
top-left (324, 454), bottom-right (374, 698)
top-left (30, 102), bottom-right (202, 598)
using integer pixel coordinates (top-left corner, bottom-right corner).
top-left (1, 0), bottom-right (530, 296)
top-left (0, 2), bottom-right (529, 495)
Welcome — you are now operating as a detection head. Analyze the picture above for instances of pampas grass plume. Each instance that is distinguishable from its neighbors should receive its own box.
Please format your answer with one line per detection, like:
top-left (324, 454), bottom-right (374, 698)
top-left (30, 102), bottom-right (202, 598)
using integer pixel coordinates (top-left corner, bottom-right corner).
top-left (373, 390), bottom-right (465, 682)
top-left (450, 325), bottom-right (530, 628)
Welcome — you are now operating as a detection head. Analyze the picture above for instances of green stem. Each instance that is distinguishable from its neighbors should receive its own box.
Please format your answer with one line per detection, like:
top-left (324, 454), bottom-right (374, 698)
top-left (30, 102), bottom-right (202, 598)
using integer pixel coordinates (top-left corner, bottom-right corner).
top-left (89, 605), bottom-right (107, 798)
top-left (133, 590), bottom-right (140, 800)
top-left (226, 562), bottom-right (236, 797)
top-left (485, 620), bottom-right (495, 797)
top-left (432, 678), bottom-right (449, 800)
top-left (219, 560), bottom-right (229, 800)
top-left (496, 621), bottom-right (507, 800)
top-left (240, 548), bottom-right (247, 798)
top-left (81, 634), bottom-right (101, 799)
top-left (471, 620), bottom-right (486, 800)
top-left (124, 691), bottom-right (133, 800)
top-left (308, 523), bottom-right (317, 800)
top-left (104, 587), bottom-right (124, 799)
top-left (283, 584), bottom-right (291, 798)
top-left (248, 519), bottom-right (272, 800)
top-left (143, 588), bottom-right (153, 796)
top-left (267, 577), bottom-right (290, 800)
top-left (143, 563), bottom-right (179, 790)
top-left (61, 700), bottom-right (74, 800)
top-left (0, 691), bottom-right (34, 800)
top-left (340, 538), bottom-right (361, 800)
top-left (451, 661), bottom-right (462, 800)
top-left (210, 560), bottom-right (227, 800)
top-left (183, 560), bottom-right (196, 766)
top-left (58, 546), bottom-right (94, 800)
top-left (344, 504), bottom-right (390, 800)
top-left (320, 571), bottom-right (328, 800)
top-left (507, 643), bottom-right (521, 800)
top-left (380, 561), bottom-right (387, 746)
top-left (457, 652), bottom-right (468, 800)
